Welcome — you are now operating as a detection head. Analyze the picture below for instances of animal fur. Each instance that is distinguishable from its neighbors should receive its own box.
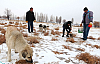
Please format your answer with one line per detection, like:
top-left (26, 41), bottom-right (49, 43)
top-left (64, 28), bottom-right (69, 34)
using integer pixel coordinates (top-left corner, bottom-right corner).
top-left (39, 24), bottom-right (49, 33)
top-left (5, 26), bottom-right (33, 62)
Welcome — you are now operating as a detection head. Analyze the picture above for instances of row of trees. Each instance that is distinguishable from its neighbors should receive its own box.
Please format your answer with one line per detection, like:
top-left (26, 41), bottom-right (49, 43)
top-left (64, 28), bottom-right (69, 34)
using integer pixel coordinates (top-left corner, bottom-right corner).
top-left (0, 8), bottom-right (74, 24)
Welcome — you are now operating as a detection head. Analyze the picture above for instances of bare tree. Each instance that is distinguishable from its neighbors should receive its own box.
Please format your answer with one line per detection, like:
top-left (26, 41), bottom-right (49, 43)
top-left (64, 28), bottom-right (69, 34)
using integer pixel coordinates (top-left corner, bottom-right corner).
top-left (46, 15), bottom-right (48, 22)
top-left (50, 15), bottom-right (53, 22)
top-left (56, 16), bottom-right (58, 23)
top-left (72, 18), bottom-right (74, 24)
top-left (0, 16), bottom-right (1, 18)
top-left (59, 16), bottom-right (62, 24)
top-left (16, 17), bottom-right (20, 22)
top-left (4, 8), bottom-right (12, 20)
top-left (63, 19), bottom-right (66, 23)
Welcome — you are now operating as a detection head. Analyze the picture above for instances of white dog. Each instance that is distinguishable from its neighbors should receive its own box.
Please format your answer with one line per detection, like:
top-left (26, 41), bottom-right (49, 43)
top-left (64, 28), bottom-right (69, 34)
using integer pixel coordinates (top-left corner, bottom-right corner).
top-left (5, 26), bottom-right (33, 63)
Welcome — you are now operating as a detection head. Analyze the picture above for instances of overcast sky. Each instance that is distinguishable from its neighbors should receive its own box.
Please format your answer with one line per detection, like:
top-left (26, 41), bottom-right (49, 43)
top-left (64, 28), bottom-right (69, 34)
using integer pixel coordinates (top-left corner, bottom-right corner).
top-left (0, 0), bottom-right (100, 23)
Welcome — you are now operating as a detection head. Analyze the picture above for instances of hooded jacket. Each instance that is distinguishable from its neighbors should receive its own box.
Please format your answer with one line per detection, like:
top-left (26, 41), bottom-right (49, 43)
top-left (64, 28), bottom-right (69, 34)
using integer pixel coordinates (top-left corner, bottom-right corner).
top-left (63, 21), bottom-right (72, 29)
top-left (26, 11), bottom-right (35, 21)
top-left (82, 10), bottom-right (93, 24)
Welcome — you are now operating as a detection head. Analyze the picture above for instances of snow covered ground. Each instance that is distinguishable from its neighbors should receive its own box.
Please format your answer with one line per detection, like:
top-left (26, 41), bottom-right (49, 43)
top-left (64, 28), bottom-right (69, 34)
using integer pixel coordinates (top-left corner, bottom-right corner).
top-left (0, 20), bottom-right (100, 64)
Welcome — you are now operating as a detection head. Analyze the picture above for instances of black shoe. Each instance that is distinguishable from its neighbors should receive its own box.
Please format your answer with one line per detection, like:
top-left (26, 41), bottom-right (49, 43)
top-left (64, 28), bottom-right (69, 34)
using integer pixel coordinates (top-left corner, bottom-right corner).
top-left (29, 32), bottom-right (31, 33)
top-left (83, 38), bottom-right (87, 40)
top-left (66, 35), bottom-right (69, 37)
top-left (81, 38), bottom-right (84, 39)
top-left (62, 35), bottom-right (64, 37)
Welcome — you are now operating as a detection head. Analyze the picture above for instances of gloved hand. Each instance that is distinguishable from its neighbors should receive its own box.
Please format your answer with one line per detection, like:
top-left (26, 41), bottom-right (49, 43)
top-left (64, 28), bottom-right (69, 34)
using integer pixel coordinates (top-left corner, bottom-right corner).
top-left (89, 22), bottom-right (93, 25)
top-left (34, 20), bottom-right (36, 22)
top-left (26, 21), bottom-right (28, 23)
top-left (88, 22), bottom-right (93, 27)
top-left (80, 23), bottom-right (82, 27)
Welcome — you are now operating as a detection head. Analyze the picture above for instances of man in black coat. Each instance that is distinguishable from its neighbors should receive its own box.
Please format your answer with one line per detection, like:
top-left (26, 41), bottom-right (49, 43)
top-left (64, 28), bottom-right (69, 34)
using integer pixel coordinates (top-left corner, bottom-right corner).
top-left (26, 7), bottom-right (35, 33)
top-left (62, 21), bottom-right (72, 37)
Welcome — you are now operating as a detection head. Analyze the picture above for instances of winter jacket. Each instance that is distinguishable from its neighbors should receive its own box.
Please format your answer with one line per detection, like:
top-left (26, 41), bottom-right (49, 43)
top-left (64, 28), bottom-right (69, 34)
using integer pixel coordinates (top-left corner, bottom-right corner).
top-left (82, 10), bottom-right (93, 24)
top-left (63, 21), bottom-right (72, 29)
top-left (26, 11), bottom-right (35, 21)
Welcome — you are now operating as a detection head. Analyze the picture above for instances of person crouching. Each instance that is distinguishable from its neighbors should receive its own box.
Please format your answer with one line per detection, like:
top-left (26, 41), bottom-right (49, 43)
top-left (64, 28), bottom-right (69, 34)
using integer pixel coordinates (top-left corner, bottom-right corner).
top-left (62, 21), bottom-right (72, 37)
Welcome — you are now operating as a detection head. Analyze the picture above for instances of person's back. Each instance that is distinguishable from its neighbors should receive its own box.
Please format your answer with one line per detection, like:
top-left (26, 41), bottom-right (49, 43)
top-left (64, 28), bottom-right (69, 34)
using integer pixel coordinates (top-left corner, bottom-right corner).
top-left (62, 21), bottom-right (72, 37)
top-left (63, 21), bottom-right (72, 29)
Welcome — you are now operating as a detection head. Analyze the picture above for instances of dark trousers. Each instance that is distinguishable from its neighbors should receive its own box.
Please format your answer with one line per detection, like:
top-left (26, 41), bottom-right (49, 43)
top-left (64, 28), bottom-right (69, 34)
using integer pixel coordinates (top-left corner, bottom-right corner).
top-left (83, 23), bottom-right (90, 39)
top-left (63, 27), bottom-right (71, 36)
top-left (28, 21), bottom-right (33, 32)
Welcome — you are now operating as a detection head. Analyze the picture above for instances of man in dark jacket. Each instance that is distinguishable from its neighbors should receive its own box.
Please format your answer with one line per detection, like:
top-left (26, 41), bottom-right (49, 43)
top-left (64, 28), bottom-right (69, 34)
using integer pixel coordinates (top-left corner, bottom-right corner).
top-left (81, 7), bottom-right (93, 40)
top-left (26, 7), bottom-right (35, 33)
top-left (62, 21), bottom-right (72, 37)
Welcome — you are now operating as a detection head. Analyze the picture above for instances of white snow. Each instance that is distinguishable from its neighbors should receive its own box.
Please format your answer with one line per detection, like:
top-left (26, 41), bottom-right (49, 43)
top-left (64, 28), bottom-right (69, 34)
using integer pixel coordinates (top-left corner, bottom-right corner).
top-left (0, 20), bottom-right (100, 64)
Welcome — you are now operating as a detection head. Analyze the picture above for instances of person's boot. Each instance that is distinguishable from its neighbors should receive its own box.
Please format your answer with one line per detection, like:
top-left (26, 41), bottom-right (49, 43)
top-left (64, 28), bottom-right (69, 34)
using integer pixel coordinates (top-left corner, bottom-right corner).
top-left (62, 35), bottom-right (64, 37)
top-left (66, 35), bottom-right (69, 37)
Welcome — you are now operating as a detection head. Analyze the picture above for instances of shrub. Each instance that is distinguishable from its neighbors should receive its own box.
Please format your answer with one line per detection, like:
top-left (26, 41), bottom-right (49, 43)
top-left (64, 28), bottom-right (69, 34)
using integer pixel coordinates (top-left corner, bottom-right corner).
top-left (44, 31), bottom-right (49, 36)
top-left (27, 36), bottom-right (39, 44)
top-left (76, 53), bottom-right (100, 64)
top-left (9, 22), bottom-right (14, 24)
top-left (55, 27), bottom-right (59, 30)
top-left (1, 29), bottom-right (6, 35)
top-left (1, 23), bottom-right (5, 25)
top-left (98, 37), bottom-right (100, 40)
top-left (66, 38), bottom-right (76, 43)
top-left (62, 45), bottom-right (71, 50)
top-left (93, 45), bottom-right (100, 49)
top-left (51, 38), bottom-right (58, 41)
top-left (51, 30), bottom-right (55, 35)
top-left (88, 36), bottom-right (95, 40)
top-left (34, 32), bottom-right (39, 36)
top-left (52, 51), bottom-right (63, 54)
top-left (76, 48), bottom-right (85, 51)
top-left (22, 33), bottom-right (28, 37)
top-left (55, 31), bottom-right (60, 35)
top-left (15, 22), bottom-right (19, 25)
top-left (0, 35), bottom-right (6, 45)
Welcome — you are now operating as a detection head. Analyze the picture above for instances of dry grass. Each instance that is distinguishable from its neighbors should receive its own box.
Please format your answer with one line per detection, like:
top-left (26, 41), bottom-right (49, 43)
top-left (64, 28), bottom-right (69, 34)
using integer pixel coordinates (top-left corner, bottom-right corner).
top-left (98, 37), bottom-right (100, 40)
top-left (76, 48), bottom-right (85, 51)
top-left (52, 51), bottom-right (63, 54)
top-left (44, 31), bottom-right (49, 36)
top-left (5, 23), bottom-right (7, 24)
top-left (15, 22), bottom-right (19, 25)
top-left (76, 53), bottom-right (100, 64)
top-left (51, 38), bottom-right (58, 41)
top-left (51, 30), bottom-right (60, 35)
top-left (33, 29), bottom-right (36, 32)
top-left (15, 60), bottom-right (33, 64)
top-left (93, 45), bottom-right (100, 49)
top-left (51, 30), bottom-right (55, 35)
top-left (27, 36), bottom-right (40, 44)
top-left (9, 22), bottom-right (14, 24)
top-left (55, 31), bottom-right (60, 35)
top-left (47, 27), bottom-right (50, 30)
top-left (86, 44), bottom-right (100, 49)
top-left (34, 32), bottom-right (39, 36)
top-left (87, 36), bottom-right (96, 40)
top-left (1, 29), bottom-right (6, 35)
top-left (1, 23), bottom-right (5, 25)
top-left (86, 44), bottom-right (92, 47)
top-left (66, 38), bottom-right (76, 43)
top-left (0, 27), bottom-right (3, 31)
top-left (22, 33), bottom-right (28, 37)
top-left (55, 27), bottom-right (59, 30)
top-left (62, 45), bottom-right (72, 50)
top-left (0, 35), bottom-right (6, 45)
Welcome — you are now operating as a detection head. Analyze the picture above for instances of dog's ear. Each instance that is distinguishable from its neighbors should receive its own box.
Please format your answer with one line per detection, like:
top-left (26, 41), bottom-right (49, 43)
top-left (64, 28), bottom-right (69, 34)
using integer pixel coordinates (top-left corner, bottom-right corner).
top-left (22, 50), bottom-right (28, 58)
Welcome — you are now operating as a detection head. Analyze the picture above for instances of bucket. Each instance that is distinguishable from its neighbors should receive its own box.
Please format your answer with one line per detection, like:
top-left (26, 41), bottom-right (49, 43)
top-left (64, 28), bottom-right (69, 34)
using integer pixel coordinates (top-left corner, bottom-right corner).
top-left (78, 27), bottom-right (83, 33)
